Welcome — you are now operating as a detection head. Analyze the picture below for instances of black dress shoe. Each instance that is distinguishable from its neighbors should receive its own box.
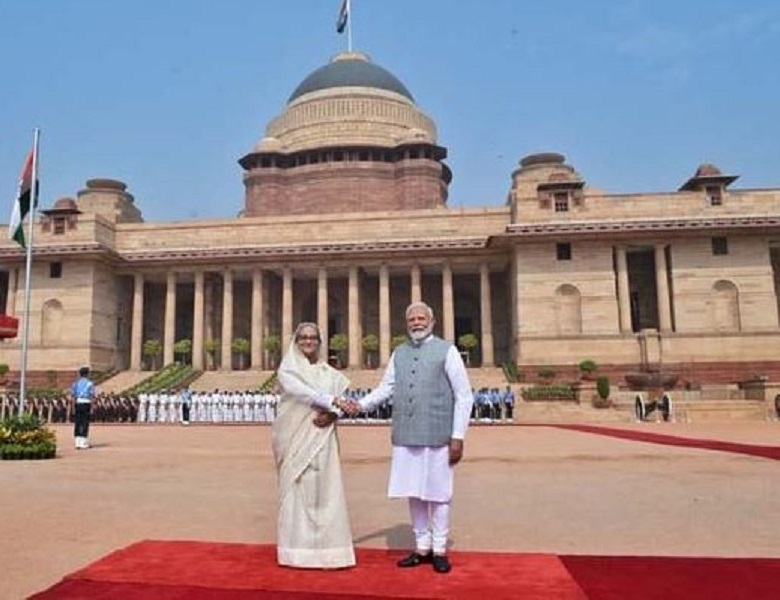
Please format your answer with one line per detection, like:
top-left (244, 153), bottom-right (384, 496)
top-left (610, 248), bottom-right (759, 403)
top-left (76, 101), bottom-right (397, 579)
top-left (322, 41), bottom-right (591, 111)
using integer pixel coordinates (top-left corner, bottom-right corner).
top-left (432, 554), bottom-right (451, 574)
top-left (397, 552), bottom-right (433, 567)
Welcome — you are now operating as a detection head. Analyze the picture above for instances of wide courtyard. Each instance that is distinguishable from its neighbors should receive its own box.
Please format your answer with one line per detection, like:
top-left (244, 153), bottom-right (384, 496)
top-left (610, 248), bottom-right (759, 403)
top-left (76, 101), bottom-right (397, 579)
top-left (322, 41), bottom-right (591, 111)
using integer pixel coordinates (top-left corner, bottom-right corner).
top-left (2, 421), bottom-right (779, 599)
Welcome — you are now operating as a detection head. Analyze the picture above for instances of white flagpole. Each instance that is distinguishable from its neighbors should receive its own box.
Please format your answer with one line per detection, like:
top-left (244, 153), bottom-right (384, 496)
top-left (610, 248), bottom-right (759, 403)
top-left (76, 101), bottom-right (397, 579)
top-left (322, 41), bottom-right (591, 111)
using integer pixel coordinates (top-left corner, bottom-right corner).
top-left (18, 128), bottom-right (40, 414)
top-left (347, 0), bottom-right (353, 52)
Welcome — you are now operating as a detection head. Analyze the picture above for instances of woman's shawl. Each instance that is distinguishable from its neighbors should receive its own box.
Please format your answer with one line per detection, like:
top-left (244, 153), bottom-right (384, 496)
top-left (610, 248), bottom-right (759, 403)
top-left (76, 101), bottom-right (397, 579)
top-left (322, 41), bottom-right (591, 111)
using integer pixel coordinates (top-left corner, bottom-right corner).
top-left (272, 343), bottom-right (350, 493)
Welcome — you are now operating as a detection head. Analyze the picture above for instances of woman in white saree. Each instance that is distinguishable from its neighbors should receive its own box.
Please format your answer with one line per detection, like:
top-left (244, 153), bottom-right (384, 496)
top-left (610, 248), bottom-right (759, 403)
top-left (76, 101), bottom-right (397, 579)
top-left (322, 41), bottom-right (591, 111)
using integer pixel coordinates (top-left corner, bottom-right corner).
top-left (272, 322), bottom-right (356, 569)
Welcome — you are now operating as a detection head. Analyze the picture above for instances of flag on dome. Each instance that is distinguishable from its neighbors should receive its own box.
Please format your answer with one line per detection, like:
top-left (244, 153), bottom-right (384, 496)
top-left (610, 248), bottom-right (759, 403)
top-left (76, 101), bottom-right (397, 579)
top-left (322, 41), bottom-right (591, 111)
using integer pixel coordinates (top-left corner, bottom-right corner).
top-left (8, 150), bottom-right (35, 249)
top-left (336, 0), bottom-right (349, 34)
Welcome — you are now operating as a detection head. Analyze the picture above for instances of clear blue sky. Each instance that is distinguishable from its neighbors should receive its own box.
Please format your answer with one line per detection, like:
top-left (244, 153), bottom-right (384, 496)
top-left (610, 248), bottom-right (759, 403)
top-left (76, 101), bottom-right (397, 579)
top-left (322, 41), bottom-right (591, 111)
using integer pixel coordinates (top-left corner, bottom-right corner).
top-left (1, 0), bottom-right (778, 222)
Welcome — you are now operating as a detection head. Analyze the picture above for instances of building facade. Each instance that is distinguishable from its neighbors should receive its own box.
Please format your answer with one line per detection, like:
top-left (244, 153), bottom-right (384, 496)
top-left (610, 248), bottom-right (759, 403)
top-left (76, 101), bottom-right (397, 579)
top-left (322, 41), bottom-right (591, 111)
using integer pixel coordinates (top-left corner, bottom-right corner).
top-left (2, 51), bottom-right (780, 381)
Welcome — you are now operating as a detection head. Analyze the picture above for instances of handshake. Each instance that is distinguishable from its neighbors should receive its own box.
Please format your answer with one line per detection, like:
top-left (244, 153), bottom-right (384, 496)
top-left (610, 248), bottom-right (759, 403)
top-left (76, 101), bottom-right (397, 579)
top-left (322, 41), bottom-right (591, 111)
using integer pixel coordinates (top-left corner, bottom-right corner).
top-left (333, 397), bottom-right (362, 416)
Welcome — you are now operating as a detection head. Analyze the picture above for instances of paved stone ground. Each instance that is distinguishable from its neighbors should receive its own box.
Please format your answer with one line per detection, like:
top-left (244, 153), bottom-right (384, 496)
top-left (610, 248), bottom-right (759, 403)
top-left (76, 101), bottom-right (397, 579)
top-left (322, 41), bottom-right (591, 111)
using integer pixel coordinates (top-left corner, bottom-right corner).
top-left (2, 421), bottom-right (779, 599)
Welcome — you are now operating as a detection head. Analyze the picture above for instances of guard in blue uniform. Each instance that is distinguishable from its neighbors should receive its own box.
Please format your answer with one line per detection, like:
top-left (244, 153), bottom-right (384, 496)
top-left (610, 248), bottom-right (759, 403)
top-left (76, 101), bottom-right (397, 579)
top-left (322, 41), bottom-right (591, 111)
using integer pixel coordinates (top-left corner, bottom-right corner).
top-left (70, 366), bottom-right (95, 449)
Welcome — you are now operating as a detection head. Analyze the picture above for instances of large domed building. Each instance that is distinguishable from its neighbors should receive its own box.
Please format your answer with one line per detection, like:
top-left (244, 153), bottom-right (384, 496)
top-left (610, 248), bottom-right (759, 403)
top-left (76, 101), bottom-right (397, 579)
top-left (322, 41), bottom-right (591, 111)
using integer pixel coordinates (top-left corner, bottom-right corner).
top-left (2, 50), bottom-right (780, 396)
top-left (240, 52), bottom-right (449, 216)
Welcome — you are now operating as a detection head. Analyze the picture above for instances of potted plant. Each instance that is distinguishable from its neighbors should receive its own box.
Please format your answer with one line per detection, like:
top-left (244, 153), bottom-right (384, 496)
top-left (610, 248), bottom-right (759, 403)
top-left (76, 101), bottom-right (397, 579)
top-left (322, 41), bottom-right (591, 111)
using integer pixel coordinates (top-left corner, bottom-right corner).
top-left (0, 363), bottom-right (9, 386)
top-left (203, 339), bottom-right (220, 370)
top-left (142, 339), bottom-right (163, 370)
top-left (232, 337), bottom-right (251, 370)
top-left (173, 339), bottom-right (192, 365)
top-left (457, 333), bottom-right (479, 367)
top-left (329, 333), bottom-right (348, 368)
top-left (593, 375), bottom-right (612, 408)
top-left (263, 335), bottom-right (281, 369)
top-left (362, 333), bottom-right (379, 368)
top-left (578, 359), bottom-right (598, 380)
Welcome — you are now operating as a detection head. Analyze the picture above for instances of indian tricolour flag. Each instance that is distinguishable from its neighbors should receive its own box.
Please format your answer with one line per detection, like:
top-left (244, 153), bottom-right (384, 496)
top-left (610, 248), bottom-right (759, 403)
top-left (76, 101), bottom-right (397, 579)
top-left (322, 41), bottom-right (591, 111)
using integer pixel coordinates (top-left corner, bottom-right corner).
top-left (8, 151), bottom-right (34, 249)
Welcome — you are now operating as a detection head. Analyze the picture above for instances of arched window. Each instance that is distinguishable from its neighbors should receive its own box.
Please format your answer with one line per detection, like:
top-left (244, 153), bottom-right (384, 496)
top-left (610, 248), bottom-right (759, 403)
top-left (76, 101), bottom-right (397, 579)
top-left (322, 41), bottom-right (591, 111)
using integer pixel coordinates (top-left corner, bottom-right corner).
top-left (41, 299), bottom-right (64, 345)
top-left (711, 280), bottom-right (740, 332)
top-left (555, 284), bottom-right (582, 334)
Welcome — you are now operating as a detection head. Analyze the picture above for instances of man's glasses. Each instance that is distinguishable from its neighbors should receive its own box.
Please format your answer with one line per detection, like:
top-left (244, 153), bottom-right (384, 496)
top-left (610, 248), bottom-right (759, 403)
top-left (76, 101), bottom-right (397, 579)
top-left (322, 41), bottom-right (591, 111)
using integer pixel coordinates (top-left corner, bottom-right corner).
top-left (297, 335), bottom-right (320, 342)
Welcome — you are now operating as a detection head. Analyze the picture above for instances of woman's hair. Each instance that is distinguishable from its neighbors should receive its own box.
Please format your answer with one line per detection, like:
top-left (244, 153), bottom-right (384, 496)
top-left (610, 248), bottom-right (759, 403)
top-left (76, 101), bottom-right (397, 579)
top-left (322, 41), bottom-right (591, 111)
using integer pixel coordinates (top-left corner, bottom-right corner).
top-left (294, 322), bottom-right (322, 343)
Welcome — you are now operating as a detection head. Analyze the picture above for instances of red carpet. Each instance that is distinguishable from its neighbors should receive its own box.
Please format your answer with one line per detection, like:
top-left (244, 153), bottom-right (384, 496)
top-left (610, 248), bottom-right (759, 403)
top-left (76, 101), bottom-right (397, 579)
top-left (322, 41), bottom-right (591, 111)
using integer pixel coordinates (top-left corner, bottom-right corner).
top-left (29, 541), bottom-right (780, 600)
top-left (551, 424), bottom-right (780, 461)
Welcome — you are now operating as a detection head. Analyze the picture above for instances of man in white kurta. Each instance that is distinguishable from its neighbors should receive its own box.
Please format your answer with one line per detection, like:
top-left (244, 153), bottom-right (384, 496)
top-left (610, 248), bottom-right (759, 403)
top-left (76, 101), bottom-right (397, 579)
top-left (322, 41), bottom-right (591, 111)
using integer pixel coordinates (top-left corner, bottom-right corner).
top-left (358, 302), bottom-right (473, 574)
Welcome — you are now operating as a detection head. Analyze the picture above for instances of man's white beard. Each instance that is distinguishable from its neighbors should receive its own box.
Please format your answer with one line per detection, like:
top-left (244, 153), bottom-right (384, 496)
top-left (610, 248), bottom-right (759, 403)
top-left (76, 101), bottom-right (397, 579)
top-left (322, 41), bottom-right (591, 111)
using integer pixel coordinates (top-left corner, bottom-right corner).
top-left (408, 325), bottom-right (434, 343)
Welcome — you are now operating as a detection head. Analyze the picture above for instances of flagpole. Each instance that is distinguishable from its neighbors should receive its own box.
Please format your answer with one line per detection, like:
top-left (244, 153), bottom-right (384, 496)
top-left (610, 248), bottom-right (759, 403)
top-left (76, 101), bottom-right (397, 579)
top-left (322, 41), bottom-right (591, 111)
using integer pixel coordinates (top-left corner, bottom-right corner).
top-left (18, 128), bottom-right (40, 414)
top-left (347, 0), bottom-right (353, 52)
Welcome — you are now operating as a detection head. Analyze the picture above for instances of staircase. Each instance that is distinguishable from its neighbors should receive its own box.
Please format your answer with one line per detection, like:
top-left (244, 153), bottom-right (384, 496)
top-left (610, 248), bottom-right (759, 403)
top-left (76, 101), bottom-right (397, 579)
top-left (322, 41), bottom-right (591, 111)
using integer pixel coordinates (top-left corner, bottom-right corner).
top-left (98, 371), bottom-right (155, 394)
top-left (339, 366), bottom-right (510, 391)
top-left (190, 370), bottom-right (276, 392)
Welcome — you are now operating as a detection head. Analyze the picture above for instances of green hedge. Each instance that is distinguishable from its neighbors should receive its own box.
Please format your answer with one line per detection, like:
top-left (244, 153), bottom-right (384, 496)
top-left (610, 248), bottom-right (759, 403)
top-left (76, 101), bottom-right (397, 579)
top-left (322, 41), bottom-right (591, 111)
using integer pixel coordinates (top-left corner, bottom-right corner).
top-left (1, 414), bottom-right (57, 460)
top-left (125, 363), bottom-right (202, 395)
top-left (521, 384), bottom-right (577, 401)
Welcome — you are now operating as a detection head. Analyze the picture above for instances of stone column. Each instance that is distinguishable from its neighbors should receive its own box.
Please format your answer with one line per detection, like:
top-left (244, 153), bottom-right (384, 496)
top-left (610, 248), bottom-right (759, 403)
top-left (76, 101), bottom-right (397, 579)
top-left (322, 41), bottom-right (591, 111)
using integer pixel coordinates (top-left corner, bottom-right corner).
top-left (513, 247), bottom-right (522, 363)
top-left (192, 271), bottom-right (204, 370)
top-left (655, 244), bottom-right (672, 332)
top-left (130, 273), bottom-right (144, 370)
top-left (479, 262), bottom-right (494, 366)
top-left (318, 267), bottom-right (329, 360)
top-left (163, 271), bottom-right (176, 366)
top-left (5, 269), bottom-right (17, 316)
top-left (282, 267), bottom-right (293, 355)
top-left (379, 264), bottom-right (391, 366)
top-left (221, 269), bottom-right (233, 370)
top-left (616, 246), bottom-right (632, 333)
top-left (410, 263), bottom-right (421, 304)
top-left (348, 265), bottom-right (361, 368)
top-left (204, 277), bottom-right (214, 346)
top-left (252, 268), bottom-right (264, 369)
top-left (442, 262), bottom-right (455, 343)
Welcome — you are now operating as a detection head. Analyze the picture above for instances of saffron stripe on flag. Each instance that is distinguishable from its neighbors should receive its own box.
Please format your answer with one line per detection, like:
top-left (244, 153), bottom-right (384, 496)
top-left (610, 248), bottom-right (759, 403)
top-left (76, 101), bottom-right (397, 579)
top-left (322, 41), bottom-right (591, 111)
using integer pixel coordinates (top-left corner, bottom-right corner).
top-left (9, 151), bottom-right (34, 249)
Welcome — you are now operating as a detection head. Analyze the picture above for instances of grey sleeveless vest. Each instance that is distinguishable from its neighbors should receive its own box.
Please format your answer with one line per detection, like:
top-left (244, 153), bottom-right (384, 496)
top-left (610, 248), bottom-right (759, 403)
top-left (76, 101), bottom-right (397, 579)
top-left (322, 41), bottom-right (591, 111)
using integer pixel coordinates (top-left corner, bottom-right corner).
top-left (391, 336), bottom-right (455, 447)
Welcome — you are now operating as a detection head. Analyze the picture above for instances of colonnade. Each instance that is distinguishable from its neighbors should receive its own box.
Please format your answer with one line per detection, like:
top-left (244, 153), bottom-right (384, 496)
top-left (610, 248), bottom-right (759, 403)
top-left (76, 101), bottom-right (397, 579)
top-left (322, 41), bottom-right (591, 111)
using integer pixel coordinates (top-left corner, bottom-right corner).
top-left (128, 261), bottom-right (497, 371)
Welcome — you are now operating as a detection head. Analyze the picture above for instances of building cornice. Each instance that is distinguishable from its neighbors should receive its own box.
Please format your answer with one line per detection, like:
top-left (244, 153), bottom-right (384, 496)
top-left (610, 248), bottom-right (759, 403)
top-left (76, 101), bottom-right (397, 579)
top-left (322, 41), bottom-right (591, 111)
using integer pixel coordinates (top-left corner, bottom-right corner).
top-left (119, 237), bottom-right (489, 265)
top-left (0, 238), bottom-right (489, 266)
top-left (500, 215), bottom-right (780, 241)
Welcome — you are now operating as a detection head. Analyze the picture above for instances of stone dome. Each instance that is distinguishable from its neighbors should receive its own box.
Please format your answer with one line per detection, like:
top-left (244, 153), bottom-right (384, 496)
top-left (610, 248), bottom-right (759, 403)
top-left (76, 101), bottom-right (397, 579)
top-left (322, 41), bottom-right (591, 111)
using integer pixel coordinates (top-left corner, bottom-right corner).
top-left (288, 52), bottom-right (414, 103)
top-left (259, 51), bottom-right (437, 154)
top-left (694, 163), bottom-right (723, 177)
top-left (53, 197), bottom-right (78, 211)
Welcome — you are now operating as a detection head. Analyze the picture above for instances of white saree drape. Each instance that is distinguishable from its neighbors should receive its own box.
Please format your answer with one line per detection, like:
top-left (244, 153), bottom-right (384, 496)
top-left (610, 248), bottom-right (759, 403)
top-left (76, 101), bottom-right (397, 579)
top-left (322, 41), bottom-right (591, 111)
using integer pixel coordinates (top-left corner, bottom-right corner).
top-left (272, 340), bottom-right (355, 568)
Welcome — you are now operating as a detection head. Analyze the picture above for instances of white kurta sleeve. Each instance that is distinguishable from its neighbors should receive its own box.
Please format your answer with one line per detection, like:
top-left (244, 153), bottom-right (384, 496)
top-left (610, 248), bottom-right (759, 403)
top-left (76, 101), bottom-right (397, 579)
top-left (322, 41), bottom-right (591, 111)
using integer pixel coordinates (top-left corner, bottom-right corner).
top-left (445, 346), bottom-right (474, 440)
top-left (359, 355), bottom-right (396, 412)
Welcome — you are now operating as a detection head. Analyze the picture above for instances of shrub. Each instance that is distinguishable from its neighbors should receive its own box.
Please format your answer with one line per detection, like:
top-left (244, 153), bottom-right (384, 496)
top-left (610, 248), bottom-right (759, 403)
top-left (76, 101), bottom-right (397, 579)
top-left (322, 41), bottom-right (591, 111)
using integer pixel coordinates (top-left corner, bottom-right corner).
top-left (596, 375), bottom-right (610, 400)
top-left (329, 333), bottom-right (348, 352)
top-left (173, 339), bottom-right (193, 363)
top-left (521, 384), bottom-right (577, 401)
top-left (537, 366), bottom-right (556, 381)
top-left (578, 359), bottom-right (598, 375)
top-left (362, 334), bottom-right (379, 368)
top-left (502, 361), bottom-right (520, 383)
top-left (1, 414), bottom-right (57, 460)
top-left (362, 334), bottom-right (379, 353)
top-left (458, 333), bottom-right (479, 352)
top-left (142, 339), bottom-right (163, 370)
top-left (232, 337), bottom-right (251, 369)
